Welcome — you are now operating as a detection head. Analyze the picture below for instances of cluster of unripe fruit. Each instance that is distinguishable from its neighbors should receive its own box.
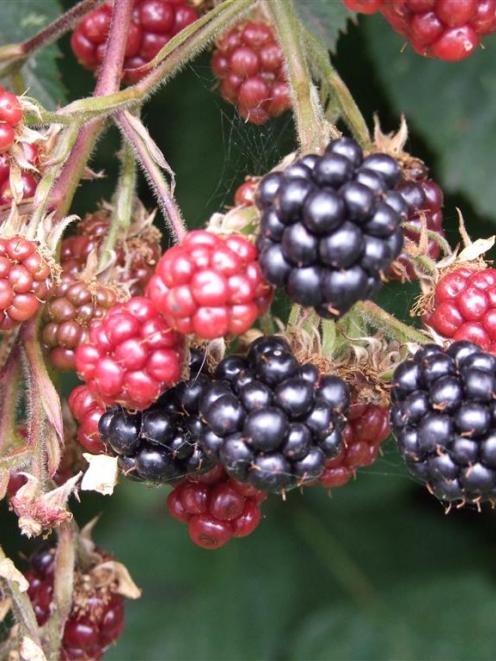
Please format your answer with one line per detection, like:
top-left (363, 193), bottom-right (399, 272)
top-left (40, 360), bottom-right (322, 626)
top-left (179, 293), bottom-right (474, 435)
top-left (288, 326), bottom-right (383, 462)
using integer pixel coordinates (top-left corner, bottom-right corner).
top-left (344, 0), bottom-right (496, 61)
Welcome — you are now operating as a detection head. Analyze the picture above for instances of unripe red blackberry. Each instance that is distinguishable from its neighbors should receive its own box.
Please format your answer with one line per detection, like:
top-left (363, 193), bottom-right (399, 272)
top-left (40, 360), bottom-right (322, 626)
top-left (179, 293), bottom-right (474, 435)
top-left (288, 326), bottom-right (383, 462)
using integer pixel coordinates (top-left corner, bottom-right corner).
top-left (423, 267), bottom-right (496, 353)
top-left (76, 296), bottom-right (184, 410)
top-left (211, 20), bottom-right (291, 125)
top-left (146, 230), bottom-right (273, 339)
top-left (71, 0), bottom-right (198, 82)
top-left (199, 335), bottom-right (350, 493)
top-left (319, 403), bottom-right (390, 488)
top-left (256, 137), bottom-right (404, 319)
top-left (390, 162), bottom-right (445, 280)
top-left (0, 86), bottom-right (22, 153)
top-left (97, 349), bottom-right (215, 481)
top-left (69, 384), bottom-right (106, 453)
top-left (345, 0), bottom-right (496, 61)
top-left (234, 177), bottom-right (259, 207)
top-left (167, 466), bottom-right (267, 549)
top-left (61, 210), bottom-right (161, 295)
top-left (26, 547), bottom-right (126, 660)
top-left (0, 236), bottom-right (52, 331)
top-left (391, 341), bottom-right (496, 506)
top-left (42, 276), bottom-right (124, 371)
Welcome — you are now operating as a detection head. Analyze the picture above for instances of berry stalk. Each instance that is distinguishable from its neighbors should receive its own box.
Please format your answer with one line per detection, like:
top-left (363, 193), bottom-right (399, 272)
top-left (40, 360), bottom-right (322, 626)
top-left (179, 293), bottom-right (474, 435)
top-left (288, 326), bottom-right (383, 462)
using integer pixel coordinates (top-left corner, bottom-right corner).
top-left (355, 300), bottom-right (429, 347)
top-left (302, 28), bottom-right (370, 148)
top-left (116, 110), bottom-right (187, 241)
top-left (264, 0), bottom-right (326, 152)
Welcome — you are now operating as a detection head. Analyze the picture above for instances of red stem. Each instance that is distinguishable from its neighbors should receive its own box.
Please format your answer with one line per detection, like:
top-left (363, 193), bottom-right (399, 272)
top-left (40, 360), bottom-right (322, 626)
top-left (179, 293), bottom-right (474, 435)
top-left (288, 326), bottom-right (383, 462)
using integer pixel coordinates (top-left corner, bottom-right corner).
top-left (117, 111), bottom-right (187, 241)
top-left (51, 0), bottom-right (134, 217)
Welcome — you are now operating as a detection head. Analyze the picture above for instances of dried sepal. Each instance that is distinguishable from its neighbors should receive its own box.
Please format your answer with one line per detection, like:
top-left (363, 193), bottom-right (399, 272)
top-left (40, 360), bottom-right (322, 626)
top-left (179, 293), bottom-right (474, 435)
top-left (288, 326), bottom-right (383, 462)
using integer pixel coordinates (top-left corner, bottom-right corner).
top-left (81, 454), bottom-right (119, 496)
top-left (0, 558), bottom-right (29, 592)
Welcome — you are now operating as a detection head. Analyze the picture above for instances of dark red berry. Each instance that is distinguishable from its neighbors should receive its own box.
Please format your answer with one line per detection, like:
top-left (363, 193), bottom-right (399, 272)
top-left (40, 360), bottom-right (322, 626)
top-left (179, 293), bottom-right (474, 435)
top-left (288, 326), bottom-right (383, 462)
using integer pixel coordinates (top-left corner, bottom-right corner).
top-left (71, 0), bottom-right (198, 82)
top-left (212, 21), bottom-right (291, 124)
top-left (166, 467), bottom-right (266, 549)
top-left (69, 384), bottom-right (106, 453)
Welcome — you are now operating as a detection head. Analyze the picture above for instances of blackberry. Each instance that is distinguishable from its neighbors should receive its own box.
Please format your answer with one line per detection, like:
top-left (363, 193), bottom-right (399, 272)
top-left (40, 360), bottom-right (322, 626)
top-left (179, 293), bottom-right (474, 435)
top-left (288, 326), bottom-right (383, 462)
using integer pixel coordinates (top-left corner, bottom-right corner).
top-left (199, 335), bottom-right (350, 493)
top-left (255, 138), bottom-right (404, 318)
top-left (98, 350), bottom-right (215, 483)
top-left (391, 341), bottom-right (496, 506)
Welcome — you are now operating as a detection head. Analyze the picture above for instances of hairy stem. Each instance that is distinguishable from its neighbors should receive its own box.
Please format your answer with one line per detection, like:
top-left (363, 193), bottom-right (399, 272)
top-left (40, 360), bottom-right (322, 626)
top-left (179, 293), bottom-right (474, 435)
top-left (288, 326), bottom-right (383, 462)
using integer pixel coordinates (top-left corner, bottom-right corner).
top-left (51, 0), bottom-right (134, 218)
top-left (354, 300), bottom-right (429, 345)
top-left (117, 111), bottom-right (186, 241)
top-left (99, 140), bottom-right (137, 270)
top-left (264, 0), bottom-right (326, 152)
top-left (302, 28), bottom-right (371, 148)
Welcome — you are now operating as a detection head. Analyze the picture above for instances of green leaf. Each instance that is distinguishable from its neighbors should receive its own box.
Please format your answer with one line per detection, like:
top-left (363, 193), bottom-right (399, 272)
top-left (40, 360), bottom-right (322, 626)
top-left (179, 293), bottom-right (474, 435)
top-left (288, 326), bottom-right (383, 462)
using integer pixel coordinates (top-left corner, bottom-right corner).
top-left (296, 0), bottom-right (354, 53)
top-left (288, 574), bottom-right (496, 660)
top-left (0, 0), bottom-right (66, 108)
top-left (364, 15), bottom-right (496, 221)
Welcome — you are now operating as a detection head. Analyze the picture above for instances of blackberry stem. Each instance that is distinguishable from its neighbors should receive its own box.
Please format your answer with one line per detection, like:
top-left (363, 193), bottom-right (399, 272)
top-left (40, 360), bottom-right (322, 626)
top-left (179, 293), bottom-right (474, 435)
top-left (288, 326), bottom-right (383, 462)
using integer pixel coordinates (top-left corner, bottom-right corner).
top-left (264, 0), bottom-right (326, 152)
top-left (99, 140), bottom-right (137, 271)
top-left (50, 0), bottom-right (134, 219)
top-left (302, 27), bottom-right (371, 148)
top-left (355, 300), bottom-right (430, 345)
top-left (402, 222), bottom-right (452, 255)
top-left (116, 110), bottom-right (187, 242)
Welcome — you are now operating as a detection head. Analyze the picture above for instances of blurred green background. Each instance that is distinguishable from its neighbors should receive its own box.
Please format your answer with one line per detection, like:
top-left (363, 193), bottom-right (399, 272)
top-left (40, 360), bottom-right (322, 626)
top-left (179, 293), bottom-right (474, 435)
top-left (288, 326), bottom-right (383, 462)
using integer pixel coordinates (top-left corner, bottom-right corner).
top-left (2, 1), bottom-right (496, 659)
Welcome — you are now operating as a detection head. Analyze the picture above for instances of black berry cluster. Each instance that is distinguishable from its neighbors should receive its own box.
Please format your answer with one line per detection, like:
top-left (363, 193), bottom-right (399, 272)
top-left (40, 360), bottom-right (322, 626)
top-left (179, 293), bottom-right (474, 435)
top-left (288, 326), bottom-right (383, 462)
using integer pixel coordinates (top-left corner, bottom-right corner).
top-left (391, 341), bottom-right (496, 506)
top-left (255, 137), bottom-right (405, 318)
top-left (98, 350), bottom-right (215, 483)
top-left (199, 335), bottom-right (350, 493)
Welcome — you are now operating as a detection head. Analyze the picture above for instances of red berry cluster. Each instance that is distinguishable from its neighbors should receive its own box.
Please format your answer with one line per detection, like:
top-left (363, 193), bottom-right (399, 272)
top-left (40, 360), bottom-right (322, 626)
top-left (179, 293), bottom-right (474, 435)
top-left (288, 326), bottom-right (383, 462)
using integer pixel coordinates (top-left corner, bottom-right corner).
top-left (211, 21), bottom-right (291, 125)
top-left (75, 296), bottom-right (184, 410)
top-left (0, 85), bottom-right (22, 153)
top-left (423, 267), bottom-right (496, 352)
top-left (42, 276), bottom-right (123, 371)
top-left (26, 548), bottom-right (125, 661)
top-left (318, 403), bottom-right (390, 488)
top-left (0, 236), bottom-right (51, 332)
top-left (61, 210), bottom-right (161, 295)
top-left (344, 0), bottom-right (496, 61)
top-left (146, 230), bottom-right (273, 339)
top-left (167, 465), bottom-right (267, 549)
top-left (71, 0), bottom-right (198, 82)
top-left (69, 385), bottom-right (106, 453)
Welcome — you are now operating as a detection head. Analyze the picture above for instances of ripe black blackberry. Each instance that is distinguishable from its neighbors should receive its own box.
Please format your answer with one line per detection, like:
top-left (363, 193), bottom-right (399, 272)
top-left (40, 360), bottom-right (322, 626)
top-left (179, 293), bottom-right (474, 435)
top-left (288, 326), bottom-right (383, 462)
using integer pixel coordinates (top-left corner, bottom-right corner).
top-left (199, 335), bottom-right (350, 493)
top-left (98, 349), bottom-right (215, 483)
top-left (255, 137), bottom-right (405, 318)
top-left (391, 341), bottom-right (496, 506)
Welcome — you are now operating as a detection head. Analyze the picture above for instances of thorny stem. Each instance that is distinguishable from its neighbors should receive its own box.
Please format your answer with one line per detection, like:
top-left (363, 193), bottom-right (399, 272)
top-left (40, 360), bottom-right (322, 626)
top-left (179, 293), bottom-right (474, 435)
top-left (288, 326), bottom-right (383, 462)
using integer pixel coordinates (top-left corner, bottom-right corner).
top-left (402, 222), bottom-right (453, 255)
top-left (264, 0), bottom-right (326, 152)
top-left (0, 545), bottom-right (41, 647)
top-left (117, 111), bottom-right (187, 241)
top-left (99, 140), bottom-right (137, 270)
top-left (355, 300), bottom-right (430, 345)
top-left (302, 28), bottom-right (371, 148)
top-left (50, 0), bottom-right (134, 219)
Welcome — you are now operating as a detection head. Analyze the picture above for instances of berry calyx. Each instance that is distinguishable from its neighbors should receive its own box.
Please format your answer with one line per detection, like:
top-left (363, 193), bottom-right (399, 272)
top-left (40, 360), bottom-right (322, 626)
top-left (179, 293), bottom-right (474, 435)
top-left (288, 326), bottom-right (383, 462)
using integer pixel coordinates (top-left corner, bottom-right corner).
top-left (423, 267), bottom-right (496, 353)
top-left (167, 466), bottom-right (266, 549)
top-left (199, 335), bottom-right (350, 493)
top-left (75, 296), bottom-right (184, 410)
top-left (211, 20), bottom-right (291, 125)
top-left (256, 137), bottom-right (404, 319)
top-left (71, 0), bottom-right (199, 82)
top-left (146, 230), bottom-right (273, 339)
top-left (391, 341), bottom-right (496, 506)
top-left (0, 236), bottom-right (52, 331)
top-left (42, 276), bottom-right (125, 371)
